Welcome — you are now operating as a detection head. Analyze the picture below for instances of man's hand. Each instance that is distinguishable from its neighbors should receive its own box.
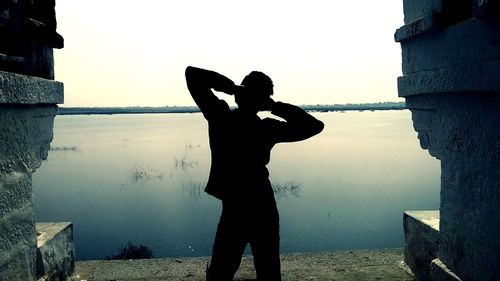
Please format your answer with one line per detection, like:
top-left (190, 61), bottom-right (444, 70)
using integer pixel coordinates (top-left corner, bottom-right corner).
top-left (229, 85), bottom-right (246, 96)
top-left (259, 96), bottom-right (275, 111)
top-left (186, 66), bottom-right (236, 95)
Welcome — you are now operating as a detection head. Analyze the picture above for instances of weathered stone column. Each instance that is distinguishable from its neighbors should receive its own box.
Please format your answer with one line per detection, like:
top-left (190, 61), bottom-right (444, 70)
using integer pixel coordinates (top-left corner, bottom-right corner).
top-left (396, 1), bottom-right (500, 280)
top-left (0, 71), bottom-right (63, 280)
top-left (1, 1), bottom-right (65, 279)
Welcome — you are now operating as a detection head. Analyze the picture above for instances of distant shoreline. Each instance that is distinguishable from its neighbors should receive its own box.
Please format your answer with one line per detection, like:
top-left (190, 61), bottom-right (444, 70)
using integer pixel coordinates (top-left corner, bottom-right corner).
top-left (57, 102), bottom-right (406, 115)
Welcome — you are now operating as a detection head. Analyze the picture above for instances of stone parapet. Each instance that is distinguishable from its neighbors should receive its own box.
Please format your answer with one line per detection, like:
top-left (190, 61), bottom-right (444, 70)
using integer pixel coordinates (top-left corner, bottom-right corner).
top-left (404, 211), bottom-right (439, 281)
top-left (36, 222), bottom-right (75, 281)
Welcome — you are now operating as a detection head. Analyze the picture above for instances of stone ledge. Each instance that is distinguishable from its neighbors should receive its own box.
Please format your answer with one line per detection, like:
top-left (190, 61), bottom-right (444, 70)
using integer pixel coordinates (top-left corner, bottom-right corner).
top-left (398, 59), bottom-right (500, 97)
top-left (431, 258), bottom-right (463, 281)
top-left (0, 70), bottom-right (63, 105)
top-left (395, 14), bottom-right (438, 43)
top-left (399, 18), bottom-right (500, 75)
top-left (404, 210), bottom-right (439, 281)
top-left (36, 222), bottom-right (75, 281)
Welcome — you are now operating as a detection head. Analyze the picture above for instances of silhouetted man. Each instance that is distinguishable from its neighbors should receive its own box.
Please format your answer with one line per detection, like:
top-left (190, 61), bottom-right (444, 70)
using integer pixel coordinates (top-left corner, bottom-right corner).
top-left (185, 66), bottom-right (324, 281)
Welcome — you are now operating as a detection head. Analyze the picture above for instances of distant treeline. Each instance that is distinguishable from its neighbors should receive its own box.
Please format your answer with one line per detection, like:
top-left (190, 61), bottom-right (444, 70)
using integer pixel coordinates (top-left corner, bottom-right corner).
top-left (57, 102), bottom-right (406, 115)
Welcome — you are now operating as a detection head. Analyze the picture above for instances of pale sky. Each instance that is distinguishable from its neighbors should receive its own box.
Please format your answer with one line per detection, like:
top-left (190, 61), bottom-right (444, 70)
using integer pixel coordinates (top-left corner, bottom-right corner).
top-left (54, 0), bottom-right (405, 107)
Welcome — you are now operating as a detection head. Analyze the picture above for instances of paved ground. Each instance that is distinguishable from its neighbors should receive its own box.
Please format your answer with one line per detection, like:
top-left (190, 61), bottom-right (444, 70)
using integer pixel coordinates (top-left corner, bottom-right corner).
top-left (75, 248), bottom-right (416, 281)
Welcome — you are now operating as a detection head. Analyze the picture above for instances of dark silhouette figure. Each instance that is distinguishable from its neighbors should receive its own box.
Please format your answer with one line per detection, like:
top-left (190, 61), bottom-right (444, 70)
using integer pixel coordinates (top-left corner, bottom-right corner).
top-left (185, 66), bottom-right (324, 281)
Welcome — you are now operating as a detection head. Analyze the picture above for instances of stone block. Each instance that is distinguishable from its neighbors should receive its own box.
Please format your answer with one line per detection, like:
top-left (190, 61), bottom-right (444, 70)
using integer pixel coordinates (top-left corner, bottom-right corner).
top-left (0, 171), bottom-right (31, 218)
top-left (403, 210), bottom-right (439, 281)
top-left (400, 18), bottom-right (500, 75)
top-left (395, 14), bottom-right (438, 43)
top-left (0, 244), bottom-right (37, 281)
top-left (404, 94), bottom-right (500, 281)
top-left (397, 59), bottom-right (500, 97)
top-left (0, 203), bottom-right (36, 252)
top-left (0, 70), bottom-right (63, 104)
top-left (36, 222), bottom-right (75, 281)
top-left (0, 105), bottom-right (58, 173)
top-left (439, 160), bottom-right (500, 281)
top-left (403, 0), bottom-right (442, 24)
top-left (0, 204), bottom-right (37, 281)
top-left (402, 0), bottom-right (473, 26)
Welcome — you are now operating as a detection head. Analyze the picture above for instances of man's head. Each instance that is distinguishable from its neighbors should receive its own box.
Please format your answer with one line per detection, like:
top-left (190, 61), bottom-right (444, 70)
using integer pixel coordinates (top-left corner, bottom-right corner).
top-left (235, 71), bottom-right (274, 113)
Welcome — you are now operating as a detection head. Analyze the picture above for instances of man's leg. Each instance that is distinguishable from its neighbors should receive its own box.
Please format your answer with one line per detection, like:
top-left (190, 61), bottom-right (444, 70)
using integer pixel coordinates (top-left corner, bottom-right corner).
top-left (207, 206), bottom-right (247, 281)
top-left (250, 202), bottom-right (281, 281)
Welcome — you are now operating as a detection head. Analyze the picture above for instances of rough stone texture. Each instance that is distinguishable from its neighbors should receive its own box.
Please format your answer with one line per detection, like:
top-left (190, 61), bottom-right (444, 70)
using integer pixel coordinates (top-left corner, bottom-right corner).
top-left (1, 1), bottom-right (64, 278)
top-left (36, 222), bottom-right (75, 281)
top-left (397, 1), bottom-right (500, 281)
top-left (0, 70), bottom-right (64, 104)
top-left (75, 249), bottom-right (417, 281)
top-left (398, 59), bottom-right (500, 97)
top-left (0, 97), bottom-right (59, 280)
top-left (395, 14), bottom-right (438, 42)
top-left (402, 0), bottom-right (473, 26)
top-left (404, 211), bottom-right (440, 281)
top-left (0, 105), bottom-right (58, 173)
top-left (0, 0), bottom-right (63, 79)
top-left (402, 0), bottom-right (442, 24)
top-left (400, 18), bottom-right (500, 75)
top-left (0, 201), bottom-right (37, 281)
top-left (406, 92), bottom-right (500, 281)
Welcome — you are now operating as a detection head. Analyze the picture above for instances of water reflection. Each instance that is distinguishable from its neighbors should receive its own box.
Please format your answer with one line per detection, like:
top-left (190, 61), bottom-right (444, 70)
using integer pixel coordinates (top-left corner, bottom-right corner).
top-left (272, 181), bottom-right (301, 198)
top-left (128, 164), bottom-right (165, 184)
top-left (32, 111), bottom-right (440, 260)
top-left (50, 146), bottom-right (81, 153)
top-left (182, 179), bottom-right (205, 199)
top-left (174, 157), bottom-right (199, 171)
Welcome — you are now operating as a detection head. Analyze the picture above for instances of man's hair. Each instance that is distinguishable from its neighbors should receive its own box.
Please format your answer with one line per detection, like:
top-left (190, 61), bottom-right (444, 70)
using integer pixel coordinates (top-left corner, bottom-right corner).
top-left (241, 71), bottom-right (274, 96)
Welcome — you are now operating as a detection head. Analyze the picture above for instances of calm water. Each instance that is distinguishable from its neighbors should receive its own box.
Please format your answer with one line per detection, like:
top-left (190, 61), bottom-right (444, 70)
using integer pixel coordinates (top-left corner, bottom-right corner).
top-left (33, 110), bottom-right (440, 260)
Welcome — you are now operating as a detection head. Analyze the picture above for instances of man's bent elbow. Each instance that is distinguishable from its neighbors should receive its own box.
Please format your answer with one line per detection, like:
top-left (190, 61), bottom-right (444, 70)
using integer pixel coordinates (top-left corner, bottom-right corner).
top-left (185, 66), bottom-right (195, 82)
top-left (185, 66), bottom-right (201, 91)
top-left (309, 119), bottom-right (324, 137)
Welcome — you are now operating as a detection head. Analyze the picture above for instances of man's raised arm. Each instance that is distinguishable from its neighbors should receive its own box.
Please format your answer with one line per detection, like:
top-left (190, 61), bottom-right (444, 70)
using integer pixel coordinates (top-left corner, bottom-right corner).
top-left (185, 66), bottom-right (236, 118)
top-left (268, 101), bottom-right (324, 143)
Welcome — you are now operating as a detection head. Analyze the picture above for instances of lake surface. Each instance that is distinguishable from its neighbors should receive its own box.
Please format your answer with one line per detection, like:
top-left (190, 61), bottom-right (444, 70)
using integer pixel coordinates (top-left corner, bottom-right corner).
top-left (33, 110), bottom-right (440, 260)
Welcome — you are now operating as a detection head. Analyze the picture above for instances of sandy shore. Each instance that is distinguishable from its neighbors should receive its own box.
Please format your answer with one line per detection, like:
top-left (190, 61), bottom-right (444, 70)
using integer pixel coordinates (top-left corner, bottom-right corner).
top-left (75, 248), bottom-right (416, 281)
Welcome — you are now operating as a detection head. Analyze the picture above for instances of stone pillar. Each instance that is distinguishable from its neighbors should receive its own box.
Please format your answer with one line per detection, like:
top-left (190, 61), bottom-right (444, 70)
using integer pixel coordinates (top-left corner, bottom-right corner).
top-left (1, 1), bottom-right (64, 279)
top-left (0, 0), bottom-right (64, 79)
top-left (396, 1), bottom-right (500, 280)
top-left (0, 71), bottom-right (63, 280)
